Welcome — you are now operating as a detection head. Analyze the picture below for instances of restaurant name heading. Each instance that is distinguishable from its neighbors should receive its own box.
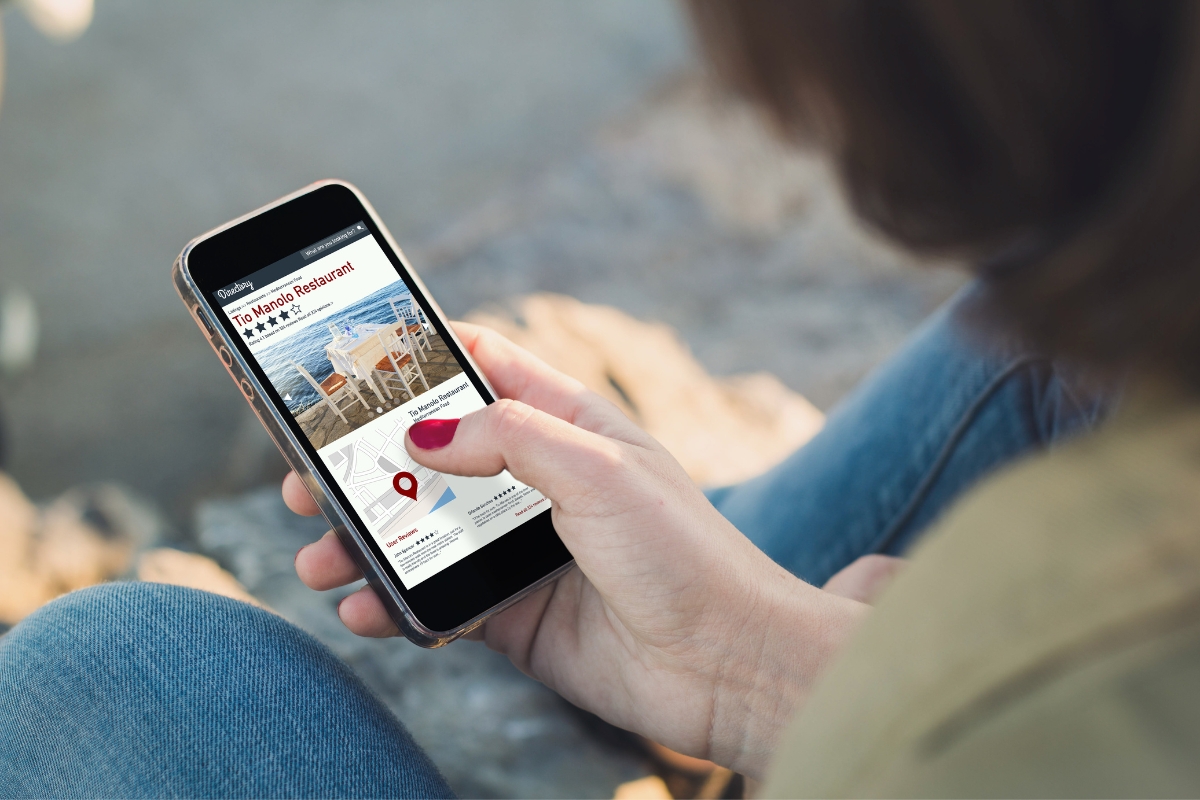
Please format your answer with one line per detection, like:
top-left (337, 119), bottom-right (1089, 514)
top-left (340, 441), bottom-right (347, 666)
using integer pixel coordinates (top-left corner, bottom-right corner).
top-left (229, 261), bottom-right (356, 327)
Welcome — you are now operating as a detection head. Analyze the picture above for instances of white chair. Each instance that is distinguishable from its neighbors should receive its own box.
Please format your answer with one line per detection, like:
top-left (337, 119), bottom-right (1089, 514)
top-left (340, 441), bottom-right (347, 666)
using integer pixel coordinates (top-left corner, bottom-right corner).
top-left (290, 360), bottom-right (367, 423)
top-left (370, 328), bottom-right (429, 403)
top-left (388, 297), bottom-right (432, 358)
top-left (389, 295), bottom-right (431, 330)
top-left (412, 297), bottom-right (431, 331)
top-left (394, 322), bottom-right (429, 374)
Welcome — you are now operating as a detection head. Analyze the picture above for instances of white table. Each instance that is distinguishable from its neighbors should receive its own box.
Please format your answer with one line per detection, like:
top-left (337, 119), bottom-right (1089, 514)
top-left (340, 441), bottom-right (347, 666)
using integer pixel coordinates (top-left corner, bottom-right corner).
top-left (324, 324), bottom-right (404, 403)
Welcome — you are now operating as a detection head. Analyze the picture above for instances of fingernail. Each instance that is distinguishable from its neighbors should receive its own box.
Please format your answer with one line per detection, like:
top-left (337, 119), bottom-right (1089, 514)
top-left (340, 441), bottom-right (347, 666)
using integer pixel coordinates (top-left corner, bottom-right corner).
top-left (408, 418), bottom-right (460, 449)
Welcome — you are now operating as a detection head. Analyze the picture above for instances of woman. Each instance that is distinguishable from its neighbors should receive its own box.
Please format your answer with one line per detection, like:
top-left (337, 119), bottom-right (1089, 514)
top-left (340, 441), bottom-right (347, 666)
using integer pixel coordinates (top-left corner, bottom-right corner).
top-left (4, 1), bottom-right (1197, 796)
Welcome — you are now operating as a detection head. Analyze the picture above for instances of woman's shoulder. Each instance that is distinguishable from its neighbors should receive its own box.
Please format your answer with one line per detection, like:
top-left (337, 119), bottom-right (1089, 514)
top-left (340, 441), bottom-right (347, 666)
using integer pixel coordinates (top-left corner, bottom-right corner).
top-left (767, 386), bottom-right (1200, 797)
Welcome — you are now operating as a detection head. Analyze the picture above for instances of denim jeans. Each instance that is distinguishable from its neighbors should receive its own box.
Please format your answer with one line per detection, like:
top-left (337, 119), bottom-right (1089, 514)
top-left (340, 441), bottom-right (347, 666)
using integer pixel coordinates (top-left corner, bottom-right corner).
top-left (0, 287), bottom-right (1112, 798)
top-left (0, 582), bottom-right (454, 799)
top-left (707, 287), bottom-right (1111, 586)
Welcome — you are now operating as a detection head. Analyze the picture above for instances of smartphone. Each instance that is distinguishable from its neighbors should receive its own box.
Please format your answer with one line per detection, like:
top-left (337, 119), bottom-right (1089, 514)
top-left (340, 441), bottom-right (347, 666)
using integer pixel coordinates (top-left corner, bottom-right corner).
top-left (173, 180), bottom-right (573, 647)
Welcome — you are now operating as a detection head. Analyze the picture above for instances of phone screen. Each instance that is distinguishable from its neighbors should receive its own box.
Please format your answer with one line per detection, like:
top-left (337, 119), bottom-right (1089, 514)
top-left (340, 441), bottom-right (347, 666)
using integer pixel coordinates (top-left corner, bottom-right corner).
top-left (210, 221), bottom-right (550, 591)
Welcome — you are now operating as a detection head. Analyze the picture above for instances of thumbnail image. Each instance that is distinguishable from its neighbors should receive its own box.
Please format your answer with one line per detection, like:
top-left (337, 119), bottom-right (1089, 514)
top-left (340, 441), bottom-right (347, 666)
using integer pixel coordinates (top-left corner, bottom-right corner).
top-left (255, 281), bottom-right (464, 448)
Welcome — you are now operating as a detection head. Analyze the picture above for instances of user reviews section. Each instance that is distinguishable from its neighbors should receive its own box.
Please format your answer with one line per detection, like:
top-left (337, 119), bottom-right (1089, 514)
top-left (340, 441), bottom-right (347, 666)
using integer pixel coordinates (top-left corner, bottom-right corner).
top-left (318, 375), bottom-right (546, 588)
top-left (216, 228), bottom-right (549, 588)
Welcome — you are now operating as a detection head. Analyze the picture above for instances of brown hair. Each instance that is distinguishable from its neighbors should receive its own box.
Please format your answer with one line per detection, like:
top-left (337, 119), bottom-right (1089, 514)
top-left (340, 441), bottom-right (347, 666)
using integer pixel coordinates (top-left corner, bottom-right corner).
top-left (689, 0), bottom-right (1200, 385)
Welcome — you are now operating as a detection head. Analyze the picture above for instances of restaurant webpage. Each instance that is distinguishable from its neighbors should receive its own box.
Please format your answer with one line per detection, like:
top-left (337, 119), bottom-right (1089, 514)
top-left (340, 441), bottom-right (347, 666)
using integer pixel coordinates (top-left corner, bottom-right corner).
top-left (214, 223), bottom-right (549, 589)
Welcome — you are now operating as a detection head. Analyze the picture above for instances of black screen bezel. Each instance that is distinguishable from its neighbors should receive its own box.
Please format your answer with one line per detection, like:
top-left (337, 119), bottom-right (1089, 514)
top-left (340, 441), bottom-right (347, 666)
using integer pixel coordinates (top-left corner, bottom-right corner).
top-left (186, 183), bottom-right (570, 633)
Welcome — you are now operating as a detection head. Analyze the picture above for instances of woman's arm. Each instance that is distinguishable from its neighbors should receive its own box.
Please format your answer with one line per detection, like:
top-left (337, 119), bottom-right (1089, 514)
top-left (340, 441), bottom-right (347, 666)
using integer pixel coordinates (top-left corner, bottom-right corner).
top-left (287, 322), bottom-right (867, 778)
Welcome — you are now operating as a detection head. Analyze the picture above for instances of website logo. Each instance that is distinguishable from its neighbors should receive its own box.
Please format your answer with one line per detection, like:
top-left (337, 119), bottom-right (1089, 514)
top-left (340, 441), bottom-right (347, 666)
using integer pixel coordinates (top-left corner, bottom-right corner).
top-left (217, 280), bottom-right (254, 300)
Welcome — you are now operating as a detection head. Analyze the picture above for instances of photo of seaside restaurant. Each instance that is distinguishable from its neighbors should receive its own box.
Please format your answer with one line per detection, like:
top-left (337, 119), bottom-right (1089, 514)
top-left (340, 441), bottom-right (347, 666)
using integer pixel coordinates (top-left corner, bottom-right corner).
top-left (290, 295), bottom-right (464, 448)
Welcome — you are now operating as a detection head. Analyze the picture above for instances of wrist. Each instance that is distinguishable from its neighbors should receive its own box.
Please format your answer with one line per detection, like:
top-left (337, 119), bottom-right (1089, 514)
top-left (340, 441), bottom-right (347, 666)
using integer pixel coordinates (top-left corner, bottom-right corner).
top-left (706, 562), bottom-right (868, 778)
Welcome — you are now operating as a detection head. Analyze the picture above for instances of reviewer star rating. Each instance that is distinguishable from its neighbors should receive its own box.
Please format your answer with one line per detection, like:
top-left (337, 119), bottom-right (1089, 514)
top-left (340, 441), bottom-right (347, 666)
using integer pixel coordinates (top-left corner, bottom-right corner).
top-left (493, 485), bottom-right (518, 501)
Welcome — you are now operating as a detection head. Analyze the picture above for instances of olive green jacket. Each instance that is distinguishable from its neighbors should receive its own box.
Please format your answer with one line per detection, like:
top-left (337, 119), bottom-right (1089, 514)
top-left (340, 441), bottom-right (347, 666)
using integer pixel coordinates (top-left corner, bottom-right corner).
top-left (766, 389), bottom-right (1200, 797)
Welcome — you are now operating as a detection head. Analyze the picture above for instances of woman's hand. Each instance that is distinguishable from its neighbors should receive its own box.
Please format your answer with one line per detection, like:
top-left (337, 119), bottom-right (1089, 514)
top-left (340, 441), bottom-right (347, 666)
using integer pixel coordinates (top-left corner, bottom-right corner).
top-left (286, 322), bottom-right (867, 778)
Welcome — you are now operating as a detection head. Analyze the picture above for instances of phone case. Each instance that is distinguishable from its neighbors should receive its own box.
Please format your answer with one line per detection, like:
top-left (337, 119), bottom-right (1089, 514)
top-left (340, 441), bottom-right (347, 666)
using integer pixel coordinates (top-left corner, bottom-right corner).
top-left (172, 179), bottom-right (573, 647)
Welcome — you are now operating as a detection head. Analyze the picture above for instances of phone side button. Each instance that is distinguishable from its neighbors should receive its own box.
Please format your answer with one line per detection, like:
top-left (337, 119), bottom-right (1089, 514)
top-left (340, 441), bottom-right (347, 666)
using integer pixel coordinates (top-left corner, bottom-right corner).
top-left (239, 379), bottom-right (255, 401)
top-left (190, 304), bottom-right (216, 337)
top-left (217, 346), bottom-right (234, 367)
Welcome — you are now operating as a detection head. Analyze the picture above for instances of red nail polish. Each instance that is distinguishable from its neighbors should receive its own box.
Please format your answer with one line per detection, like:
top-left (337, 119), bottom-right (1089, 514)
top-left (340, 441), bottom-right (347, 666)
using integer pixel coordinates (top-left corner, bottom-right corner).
top-left (408, 418), bottom-right (460, 449)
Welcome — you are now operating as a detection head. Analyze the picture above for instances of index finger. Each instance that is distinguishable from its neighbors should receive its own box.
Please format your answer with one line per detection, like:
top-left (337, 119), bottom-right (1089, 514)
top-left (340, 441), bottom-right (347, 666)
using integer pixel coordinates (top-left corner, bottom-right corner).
top-left (449, 321), bottom-right (635, 440)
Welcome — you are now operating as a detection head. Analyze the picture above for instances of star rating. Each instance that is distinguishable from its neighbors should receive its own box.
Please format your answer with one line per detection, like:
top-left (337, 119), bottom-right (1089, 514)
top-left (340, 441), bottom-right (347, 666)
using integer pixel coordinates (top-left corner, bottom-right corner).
top-left (493, 485), bottom-right (518, 501)
top-left (243, 327), bottom-right (254, 339)
top-left (255, 320), bottom-right (267, 333)
top-left (290, 304), bottom-right (300, 314)
top-left (267, 316), bottom-right (278, 326)
top-left (279, 309), bottom-right (290, 321)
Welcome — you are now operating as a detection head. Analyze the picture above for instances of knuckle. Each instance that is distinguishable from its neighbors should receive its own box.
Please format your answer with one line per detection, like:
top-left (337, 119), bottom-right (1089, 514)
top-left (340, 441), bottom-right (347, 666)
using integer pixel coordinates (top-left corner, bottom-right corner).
top-left (581, 438), bottom-right (626, 474)
top-left (475, 325), bottom-right (512, 356)
top-left (477, 325), bottom-right (507, 347)
top-left (487, 398), bottom-right (539, 444)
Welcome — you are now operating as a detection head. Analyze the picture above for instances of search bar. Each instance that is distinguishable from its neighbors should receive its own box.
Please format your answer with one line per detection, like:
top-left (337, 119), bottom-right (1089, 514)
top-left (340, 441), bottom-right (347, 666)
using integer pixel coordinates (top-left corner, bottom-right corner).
top-left (301, 222), bottom-right (368, 260)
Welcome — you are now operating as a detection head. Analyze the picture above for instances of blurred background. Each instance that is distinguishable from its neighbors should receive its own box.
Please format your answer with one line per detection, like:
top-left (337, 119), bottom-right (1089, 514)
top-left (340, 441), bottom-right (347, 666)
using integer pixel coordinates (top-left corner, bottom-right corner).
top-left (0, 1), bottom-right (962, 797)
top-left (0, 0), bottom-right (693, 526)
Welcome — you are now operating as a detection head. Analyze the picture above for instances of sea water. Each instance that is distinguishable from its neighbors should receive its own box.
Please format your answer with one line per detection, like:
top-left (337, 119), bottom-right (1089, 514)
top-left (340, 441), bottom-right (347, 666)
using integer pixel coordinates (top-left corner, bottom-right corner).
top-left (255, 280), bottom-right (416, 415)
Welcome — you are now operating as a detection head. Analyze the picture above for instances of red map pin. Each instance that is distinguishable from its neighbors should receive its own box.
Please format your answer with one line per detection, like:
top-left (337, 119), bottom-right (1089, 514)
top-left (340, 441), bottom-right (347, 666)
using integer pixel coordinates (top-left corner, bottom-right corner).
top-left (392, 471), bottom-right (418, 500)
